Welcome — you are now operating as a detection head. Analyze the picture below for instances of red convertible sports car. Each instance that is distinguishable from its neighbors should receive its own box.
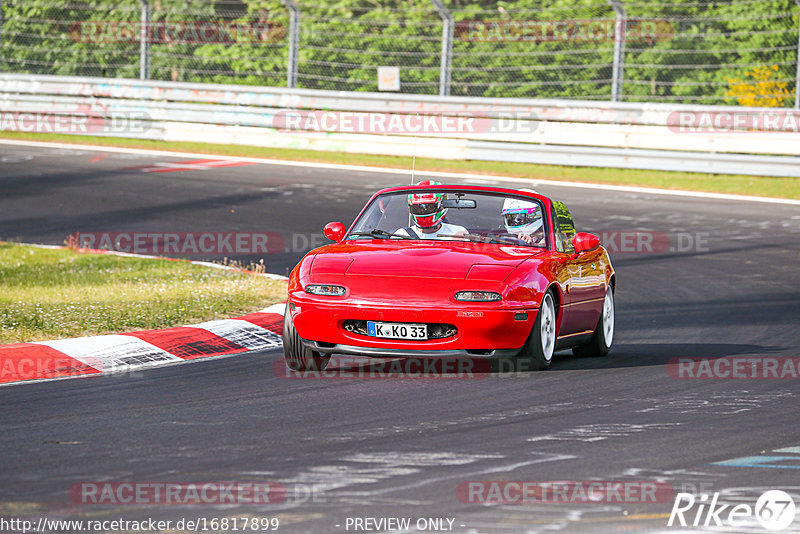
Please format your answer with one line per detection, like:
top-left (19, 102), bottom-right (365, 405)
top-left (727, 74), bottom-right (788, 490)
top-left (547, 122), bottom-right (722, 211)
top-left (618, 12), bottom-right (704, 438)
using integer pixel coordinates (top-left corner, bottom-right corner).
top-left (283, 182), bottom-right (615, 372)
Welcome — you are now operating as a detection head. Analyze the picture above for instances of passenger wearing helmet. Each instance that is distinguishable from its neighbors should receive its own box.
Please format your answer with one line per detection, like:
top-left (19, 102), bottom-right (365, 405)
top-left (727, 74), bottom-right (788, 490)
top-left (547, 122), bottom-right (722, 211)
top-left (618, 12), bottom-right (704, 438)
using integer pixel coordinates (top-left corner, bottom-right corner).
top-left (396, 180), bottom-right (467, 240)
top-left (502, 196), bottom-right (544, 246)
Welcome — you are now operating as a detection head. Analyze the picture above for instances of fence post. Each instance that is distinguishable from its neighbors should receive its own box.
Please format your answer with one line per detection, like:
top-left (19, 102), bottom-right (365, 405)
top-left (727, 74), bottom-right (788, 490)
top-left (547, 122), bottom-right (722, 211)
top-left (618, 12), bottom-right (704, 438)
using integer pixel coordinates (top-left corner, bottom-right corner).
top-left (795, 0), bottom-right (800, 108)
top-left (139, 0), bottom-right (150, 80)
top-left (0, 1), bottom-right (4, 72)
top-left (607, 0), bottom-right (626, 102)
top-left (282, 0), bottom-right (300, 88)
top-left (430, 0), bottom-right (453, 96)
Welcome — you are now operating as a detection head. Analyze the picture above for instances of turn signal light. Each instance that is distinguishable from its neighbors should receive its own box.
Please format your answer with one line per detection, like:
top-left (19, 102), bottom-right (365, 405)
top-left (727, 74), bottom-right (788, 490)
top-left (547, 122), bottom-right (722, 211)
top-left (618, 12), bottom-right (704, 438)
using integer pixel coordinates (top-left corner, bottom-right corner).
top-left (305, 284), bottom-right (346, 296)
top-left (455, 291), bottom-right (502, 302)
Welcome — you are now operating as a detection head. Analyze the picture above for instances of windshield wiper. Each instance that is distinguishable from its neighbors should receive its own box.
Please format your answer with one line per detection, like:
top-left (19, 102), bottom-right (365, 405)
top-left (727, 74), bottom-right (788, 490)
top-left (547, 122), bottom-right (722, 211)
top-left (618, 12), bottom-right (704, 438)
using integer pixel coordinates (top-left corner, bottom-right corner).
top-left (349, 229), bottom-right (412, 240)
top-left (439, 233), bottom-right (542, 246)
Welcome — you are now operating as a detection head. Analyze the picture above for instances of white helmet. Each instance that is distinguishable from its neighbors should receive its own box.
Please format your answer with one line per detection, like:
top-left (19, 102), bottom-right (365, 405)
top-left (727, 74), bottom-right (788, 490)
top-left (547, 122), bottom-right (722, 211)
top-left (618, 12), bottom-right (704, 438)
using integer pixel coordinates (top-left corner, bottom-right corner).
top-left (502, 195), bottom-right (543, 235)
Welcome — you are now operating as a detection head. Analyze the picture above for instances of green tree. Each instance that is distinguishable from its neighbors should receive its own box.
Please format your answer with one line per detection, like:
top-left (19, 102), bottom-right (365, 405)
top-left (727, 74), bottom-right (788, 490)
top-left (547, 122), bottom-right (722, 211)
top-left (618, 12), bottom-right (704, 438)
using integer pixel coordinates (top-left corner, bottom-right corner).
top-left (1, 0), bottom-right (797, 104)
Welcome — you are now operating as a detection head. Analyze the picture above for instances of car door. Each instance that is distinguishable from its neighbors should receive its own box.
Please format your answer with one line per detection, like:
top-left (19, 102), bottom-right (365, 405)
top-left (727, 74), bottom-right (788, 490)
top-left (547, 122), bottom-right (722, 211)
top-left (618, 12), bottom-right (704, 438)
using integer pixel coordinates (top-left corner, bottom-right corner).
top-left (551, 201), bottom-right (605, 335)
top-left (550, 201), bottom-right (576, 336)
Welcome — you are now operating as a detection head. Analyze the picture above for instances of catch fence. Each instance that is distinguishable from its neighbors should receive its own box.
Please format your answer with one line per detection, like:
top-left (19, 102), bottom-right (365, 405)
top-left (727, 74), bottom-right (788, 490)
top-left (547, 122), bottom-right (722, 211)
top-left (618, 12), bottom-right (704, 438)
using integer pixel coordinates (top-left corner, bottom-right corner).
top-left (1, 0), bottom-right (799, 106)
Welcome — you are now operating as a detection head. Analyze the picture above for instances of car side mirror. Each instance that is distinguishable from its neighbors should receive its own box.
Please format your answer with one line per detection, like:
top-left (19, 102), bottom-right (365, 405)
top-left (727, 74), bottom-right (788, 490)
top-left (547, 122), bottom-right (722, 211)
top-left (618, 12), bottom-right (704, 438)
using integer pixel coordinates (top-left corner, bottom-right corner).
top-left (323, 222), bottom-right (346, 242)
top-left (573, 232), bottom-right (600, 254)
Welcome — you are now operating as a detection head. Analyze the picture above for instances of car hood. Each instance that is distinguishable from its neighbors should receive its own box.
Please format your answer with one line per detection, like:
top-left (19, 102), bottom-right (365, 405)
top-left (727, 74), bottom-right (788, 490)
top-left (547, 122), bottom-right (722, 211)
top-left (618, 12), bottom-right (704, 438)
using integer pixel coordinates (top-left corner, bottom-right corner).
top-left (309, 240), bottom-right (544, 282)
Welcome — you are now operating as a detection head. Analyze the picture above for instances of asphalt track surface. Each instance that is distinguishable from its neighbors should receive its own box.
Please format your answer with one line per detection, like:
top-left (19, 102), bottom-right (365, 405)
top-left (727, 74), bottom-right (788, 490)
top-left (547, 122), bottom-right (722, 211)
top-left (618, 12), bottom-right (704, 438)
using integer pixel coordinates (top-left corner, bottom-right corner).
top-left (1, 143), bottom-right (799, 533)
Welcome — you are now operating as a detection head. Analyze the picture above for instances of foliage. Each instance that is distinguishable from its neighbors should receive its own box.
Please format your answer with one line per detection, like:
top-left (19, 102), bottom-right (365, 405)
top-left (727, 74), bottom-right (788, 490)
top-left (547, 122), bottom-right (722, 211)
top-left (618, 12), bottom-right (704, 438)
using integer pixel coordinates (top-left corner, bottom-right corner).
top-left (725, 65), bottom-right (793, 107)
top-left (1, 0), bottom-right (798, 105)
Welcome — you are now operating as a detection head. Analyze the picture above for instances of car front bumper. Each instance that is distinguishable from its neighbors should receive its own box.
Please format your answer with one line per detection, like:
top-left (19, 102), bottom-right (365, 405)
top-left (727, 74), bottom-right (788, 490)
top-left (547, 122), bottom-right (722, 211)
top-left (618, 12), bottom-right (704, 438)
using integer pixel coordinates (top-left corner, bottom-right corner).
top-left (289, 294), bottom-right (536, 355)
top-left (301, 340), bottom-right (520, 359)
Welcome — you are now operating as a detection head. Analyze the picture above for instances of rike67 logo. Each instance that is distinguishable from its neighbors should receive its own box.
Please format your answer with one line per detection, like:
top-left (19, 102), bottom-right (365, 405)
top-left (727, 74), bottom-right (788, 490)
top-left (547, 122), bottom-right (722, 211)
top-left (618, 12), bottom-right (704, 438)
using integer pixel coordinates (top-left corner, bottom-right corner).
top-left (668, 490), bottom-right (796, 531)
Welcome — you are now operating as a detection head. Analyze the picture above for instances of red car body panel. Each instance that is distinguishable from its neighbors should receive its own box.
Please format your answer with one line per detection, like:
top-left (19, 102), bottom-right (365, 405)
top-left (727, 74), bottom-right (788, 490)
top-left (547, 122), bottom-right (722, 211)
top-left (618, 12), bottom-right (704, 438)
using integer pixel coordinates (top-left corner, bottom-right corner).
top-left (287, 185), bottom-right (615, 358)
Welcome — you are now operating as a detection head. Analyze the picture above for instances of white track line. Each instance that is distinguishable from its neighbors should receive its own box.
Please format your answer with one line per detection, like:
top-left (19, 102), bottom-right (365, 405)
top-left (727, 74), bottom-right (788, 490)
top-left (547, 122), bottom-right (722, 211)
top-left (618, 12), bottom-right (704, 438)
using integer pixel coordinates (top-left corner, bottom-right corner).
top-left (1, 138), bottom-right (797, 206)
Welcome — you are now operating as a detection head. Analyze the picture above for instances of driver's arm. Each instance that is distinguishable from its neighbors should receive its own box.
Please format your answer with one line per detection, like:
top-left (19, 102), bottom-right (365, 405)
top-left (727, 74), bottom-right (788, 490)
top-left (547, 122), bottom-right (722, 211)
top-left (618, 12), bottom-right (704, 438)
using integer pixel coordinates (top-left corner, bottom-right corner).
top-left (516, 232), bottom-right (544, 246)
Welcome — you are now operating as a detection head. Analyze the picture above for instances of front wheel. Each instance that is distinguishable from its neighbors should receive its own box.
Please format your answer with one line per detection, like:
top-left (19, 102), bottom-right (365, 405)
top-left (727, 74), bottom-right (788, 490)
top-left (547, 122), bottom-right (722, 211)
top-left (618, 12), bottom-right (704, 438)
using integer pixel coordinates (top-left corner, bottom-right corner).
top-left (572, 286), bottom-right (614, 358)
top-left (282, 302), bottom-right (330, 371)
top-left (517, 291), bottom-right (557, 371)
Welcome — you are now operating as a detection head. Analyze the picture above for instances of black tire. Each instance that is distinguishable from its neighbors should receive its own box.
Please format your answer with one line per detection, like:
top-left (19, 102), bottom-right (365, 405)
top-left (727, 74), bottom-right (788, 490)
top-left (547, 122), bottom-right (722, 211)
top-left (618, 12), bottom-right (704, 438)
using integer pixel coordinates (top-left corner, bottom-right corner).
top-left (572, 286), bottom-right (614, 358)
top-left (282, 302), bottom-right (329, 371)
top-left (516, 291), bottom-right (557, 371)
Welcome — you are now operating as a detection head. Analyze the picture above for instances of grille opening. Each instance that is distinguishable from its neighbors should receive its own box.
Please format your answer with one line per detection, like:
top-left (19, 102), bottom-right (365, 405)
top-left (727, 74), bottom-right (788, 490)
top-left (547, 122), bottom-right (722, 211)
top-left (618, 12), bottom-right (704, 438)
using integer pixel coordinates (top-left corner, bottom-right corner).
top-left (343, 320), bottom-right (457, 340)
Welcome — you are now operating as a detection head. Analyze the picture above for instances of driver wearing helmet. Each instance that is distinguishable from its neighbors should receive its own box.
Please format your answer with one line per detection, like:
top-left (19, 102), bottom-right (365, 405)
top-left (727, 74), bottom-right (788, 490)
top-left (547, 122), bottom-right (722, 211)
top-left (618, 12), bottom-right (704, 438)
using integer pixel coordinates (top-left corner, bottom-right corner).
top-left (396, 180), bottom-right (467, 239)
top-left (502, 196), bottom-right (544, 246)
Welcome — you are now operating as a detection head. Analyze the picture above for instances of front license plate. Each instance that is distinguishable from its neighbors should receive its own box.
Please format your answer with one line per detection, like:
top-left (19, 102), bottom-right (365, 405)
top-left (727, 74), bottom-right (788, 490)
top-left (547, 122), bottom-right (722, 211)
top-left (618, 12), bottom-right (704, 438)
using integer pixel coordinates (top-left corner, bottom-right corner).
top-left (367, 321), bottom-right (428, 340)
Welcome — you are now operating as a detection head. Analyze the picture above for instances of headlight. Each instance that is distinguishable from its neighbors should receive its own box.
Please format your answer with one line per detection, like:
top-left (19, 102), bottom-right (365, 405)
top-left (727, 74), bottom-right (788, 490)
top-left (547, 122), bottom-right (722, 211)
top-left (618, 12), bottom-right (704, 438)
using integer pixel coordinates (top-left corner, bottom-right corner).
top-left (305, 284), bottom-right (346, 296)
top-left (455, 291), bottom-right (502, 302)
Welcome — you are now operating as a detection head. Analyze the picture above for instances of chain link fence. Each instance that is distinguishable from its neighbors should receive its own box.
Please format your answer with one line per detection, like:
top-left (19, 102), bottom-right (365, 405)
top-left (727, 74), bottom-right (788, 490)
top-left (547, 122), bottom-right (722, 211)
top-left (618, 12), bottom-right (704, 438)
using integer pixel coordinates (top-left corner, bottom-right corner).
top-left (296, 3), bottom-right (442, 93)
top-left (1, 0), bottom-right (798, 106)
top-left (0, 1), bottom-right (288, 84)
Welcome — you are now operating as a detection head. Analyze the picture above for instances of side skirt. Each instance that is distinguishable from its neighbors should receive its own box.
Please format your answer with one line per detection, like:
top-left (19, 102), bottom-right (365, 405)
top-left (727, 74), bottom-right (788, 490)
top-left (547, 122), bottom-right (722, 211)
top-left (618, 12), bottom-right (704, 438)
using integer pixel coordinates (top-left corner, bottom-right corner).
top-left (555, 331), bottom-right (593, 351)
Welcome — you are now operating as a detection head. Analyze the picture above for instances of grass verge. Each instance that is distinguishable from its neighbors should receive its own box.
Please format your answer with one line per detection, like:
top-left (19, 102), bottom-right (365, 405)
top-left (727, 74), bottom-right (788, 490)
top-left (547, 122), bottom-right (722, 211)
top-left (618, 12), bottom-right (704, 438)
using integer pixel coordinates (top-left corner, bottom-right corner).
top-left (0, 243), bottom-right (286, 344)
top-left (0, 131), bottom-right (797, 200)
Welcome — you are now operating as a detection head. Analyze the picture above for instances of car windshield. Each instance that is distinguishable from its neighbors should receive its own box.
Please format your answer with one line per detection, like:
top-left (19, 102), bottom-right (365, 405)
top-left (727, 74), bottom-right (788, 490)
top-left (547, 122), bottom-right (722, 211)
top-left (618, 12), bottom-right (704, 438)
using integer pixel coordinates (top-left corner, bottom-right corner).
top-left (346, 190), bottom-right (547, 248)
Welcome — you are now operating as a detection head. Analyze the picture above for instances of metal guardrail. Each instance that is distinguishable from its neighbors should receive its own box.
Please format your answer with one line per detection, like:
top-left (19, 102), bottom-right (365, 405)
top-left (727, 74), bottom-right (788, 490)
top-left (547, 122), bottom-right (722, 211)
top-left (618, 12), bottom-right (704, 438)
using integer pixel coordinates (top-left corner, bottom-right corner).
top-left (1, 74), bottom-right (800, 177)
